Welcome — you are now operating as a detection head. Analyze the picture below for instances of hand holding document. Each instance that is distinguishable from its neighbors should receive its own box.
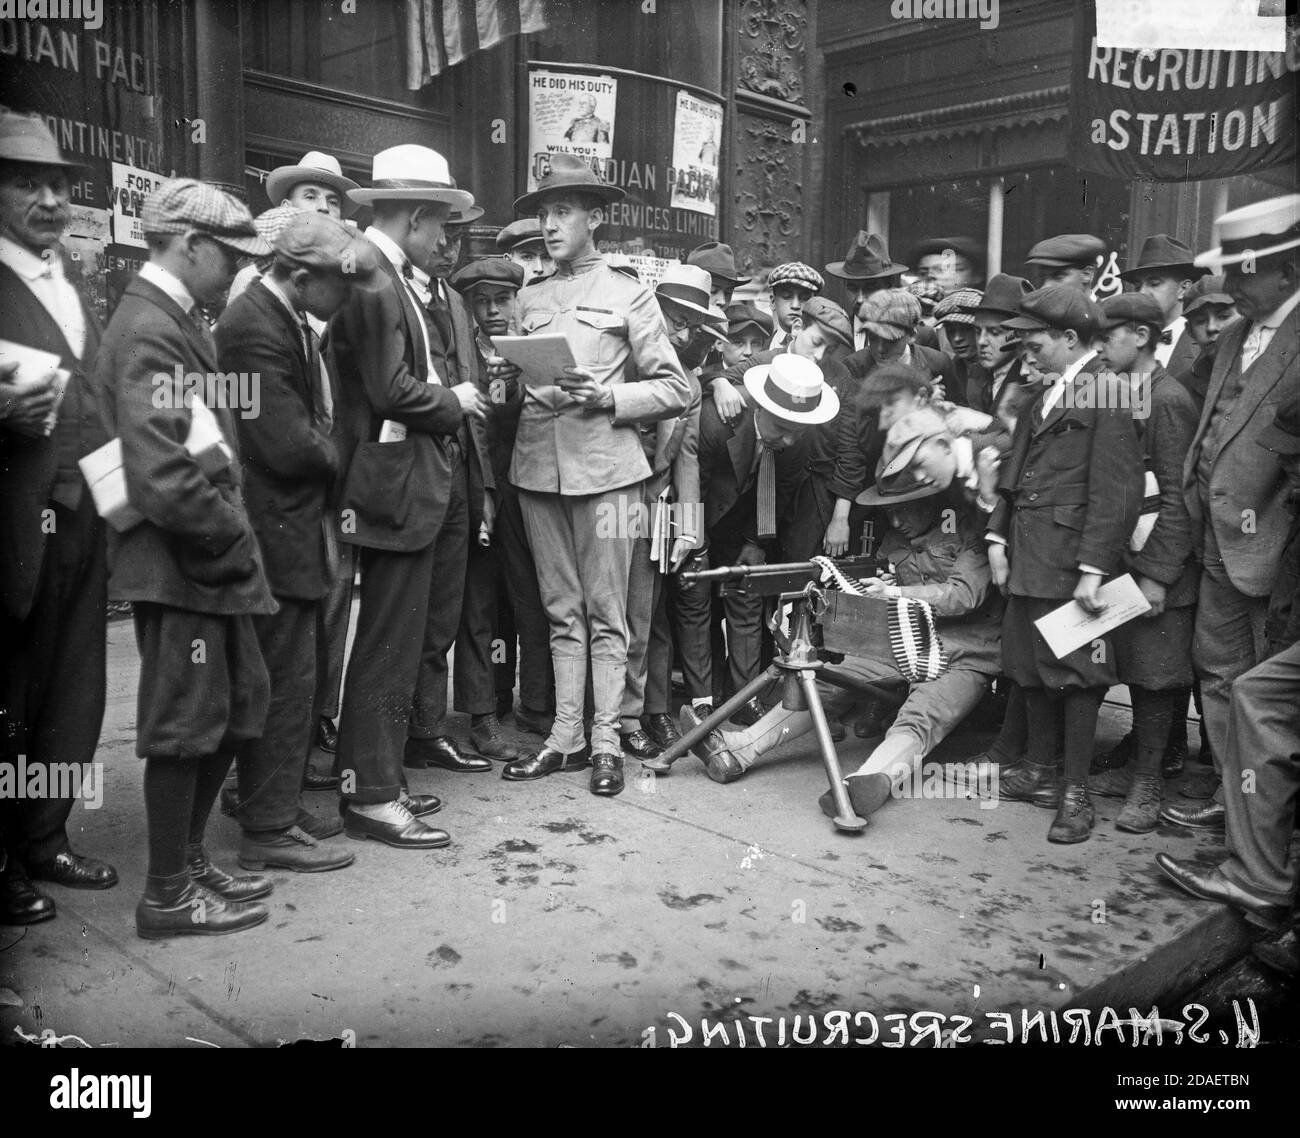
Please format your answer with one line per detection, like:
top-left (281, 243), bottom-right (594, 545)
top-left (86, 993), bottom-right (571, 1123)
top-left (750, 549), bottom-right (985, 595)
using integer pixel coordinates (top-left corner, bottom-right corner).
top-left (1033, 573), bottom-right (1151, 659)
top-left (491, 334), bottom-right (579, 386)
top-left (0, 339), bottom-right (70, 437)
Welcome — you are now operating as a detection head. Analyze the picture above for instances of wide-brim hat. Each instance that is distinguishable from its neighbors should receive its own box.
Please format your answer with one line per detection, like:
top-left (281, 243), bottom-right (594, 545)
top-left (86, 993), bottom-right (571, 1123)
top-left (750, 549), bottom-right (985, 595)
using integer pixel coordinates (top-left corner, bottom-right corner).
top-left (265, 151), bottom-right (360, 217)
top-left (743, 354), bottom-right (839, 425)
top-left (0, 109), bottom-right (81, 168)
top-left (1195, 194), bottom-right (1300, 269)
top-left (960, 273), bottom-right (1032, 318)
top-left (825, 230), bottom-right (908, 281)
top-left (1118, 233), bottom-right (1207, 281)
top-left (513, 152), bottom-right (625, 216)
top-left (348, 145), bottom-right (473, 212)
top-left (687, 241), bottom-right (750, 286)
top-left (908, 235), bottom-right (984, 271)
top-left (447, 204), bottom-right (485, 226)
top-left (856, 409), bottom-right (952, 505)
top-left (656, 263), bottom-right (720, 323)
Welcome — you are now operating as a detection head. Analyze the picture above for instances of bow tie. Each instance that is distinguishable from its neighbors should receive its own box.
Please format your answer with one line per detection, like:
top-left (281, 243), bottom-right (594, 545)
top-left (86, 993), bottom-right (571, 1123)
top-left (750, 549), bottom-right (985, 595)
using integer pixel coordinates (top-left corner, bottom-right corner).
top-left (1159, 329), bottom-right (1173, 345)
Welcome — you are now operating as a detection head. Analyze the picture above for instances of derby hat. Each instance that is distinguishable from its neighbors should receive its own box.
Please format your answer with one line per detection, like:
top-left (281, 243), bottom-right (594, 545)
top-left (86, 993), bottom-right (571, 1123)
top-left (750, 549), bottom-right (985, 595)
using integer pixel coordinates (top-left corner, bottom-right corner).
top-left (0, 108), bottom-right (80, 168)
top-left (142, 178), bottom-right (270, 257)
top-left (1195, 193), bottom-right (1300, 269)
top-left (960, 273), bottom-right (1032, 318)
top-left (656, 263), bottom-right (725, 325)
top-left (1182, 274), bottom-right (1235, 317)
top-left (908, 235), bottom-right (984, 272)
top-left (265, 151), bottom-right (360, 217)
top-left (856, 408), bottom-right (953, 506)
top-left (687, 241), bottom-right (750, 286)
top-left (1118, 233), bottom-right (1207, 281)
top-left (513, 152), bottom-right (625, 215)
top-left (348, 145), bottom-right (473, 212)
top-left (825, 231), bottom-right (908, 281)
top-left (743, 353), bottom-right (839, 425)
top-left (724, 301), bottom-right (774, 339)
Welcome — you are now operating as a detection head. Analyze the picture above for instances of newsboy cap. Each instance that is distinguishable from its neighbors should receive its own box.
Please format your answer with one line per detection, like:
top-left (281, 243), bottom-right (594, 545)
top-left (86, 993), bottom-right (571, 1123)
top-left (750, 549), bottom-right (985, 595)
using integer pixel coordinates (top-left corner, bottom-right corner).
top-left (1024, 233), bottom-right (1106, 269)
top-left (767, 262), bottom-right (824, 294)
top-left (1182, 274), bottom-right (1235, 317)
top-left (141, 178), bottom-right (270, 257)
top-left (858, 288), bottom-right (923, 340)
top-left (1004, 285), bottom-right (1103, 337)
top-left (724, 301), bottom-right (773, 340)
top-left (450, 256), bottom-right (525, 295)
top-left (495, 218), bottom-right (547, 253)
top-left (800, 296), bottom-right (854, 350)
top-left (273, 211), bottom-right (384, 289)
top-left (1098, 292), bottom-right (1165, 331)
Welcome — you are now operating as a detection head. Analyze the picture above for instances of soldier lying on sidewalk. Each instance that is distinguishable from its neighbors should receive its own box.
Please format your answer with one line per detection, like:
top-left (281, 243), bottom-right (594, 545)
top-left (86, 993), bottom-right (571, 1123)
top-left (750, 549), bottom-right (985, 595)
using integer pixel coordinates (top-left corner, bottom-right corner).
top-left (679, 408), bottom-right (1003, 821)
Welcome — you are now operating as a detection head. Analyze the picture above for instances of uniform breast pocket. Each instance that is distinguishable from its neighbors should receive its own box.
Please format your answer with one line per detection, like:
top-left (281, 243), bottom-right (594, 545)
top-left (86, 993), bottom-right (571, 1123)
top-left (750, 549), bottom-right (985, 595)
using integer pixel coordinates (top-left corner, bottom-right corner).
top-left (572, 309), bottom-right (628, 367)
top-left (1045, 419), bottom-right (1092, 471)
top-left (521, 311), bottom-right (557, 336)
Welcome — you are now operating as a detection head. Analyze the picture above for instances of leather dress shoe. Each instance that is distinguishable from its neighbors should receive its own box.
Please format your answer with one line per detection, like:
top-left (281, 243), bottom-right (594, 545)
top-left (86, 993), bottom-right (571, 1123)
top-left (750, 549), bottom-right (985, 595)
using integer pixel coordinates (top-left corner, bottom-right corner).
top-left (998, 761), bottom-right (1060, 809)
top-left (620, 729), bottom-right (662, 761)
top-left (501, 745), bottom-right (591, 781)
top-left (1159, 800), bottom-right (1226, 830)
top-left (136, 882), bottom-right (268, 940)
top-left (27, 850), bottom-right (118, 890)
top-left (315, 717), bottom-right (339, 754)
top-left (400, 792), bottom-right (442, 818)
top-left (1047, 782), bottom-right (1095, 844)
top-left (239, 825), bottom-right (355, 872)
top-left (1155, 853), bottom-right (1287, 929)
top-left (1, 855), bottom-right (55, 925)
top-left (513, 705), bottom-right (555, 737)
top-left (680, 704), bottom-right (744, 784)
top-left (465, 714), bottom-right (531, 762)
top-left (303, 767), bottom-right (340, 791)
top-left (188, 844), bottom-right (272, 902)
top-left (404, 735), bottom-right (491, 773)
top-left (296, 808), bottom-right (343, 841)
top-left (343, 801), bottom-right (451, 849)
top-left (590, 752), bottom-right (625, 796)
top-left (729, 697), bottom-right (768, 728)
top-left (643, 712), bottom-right (682, 750)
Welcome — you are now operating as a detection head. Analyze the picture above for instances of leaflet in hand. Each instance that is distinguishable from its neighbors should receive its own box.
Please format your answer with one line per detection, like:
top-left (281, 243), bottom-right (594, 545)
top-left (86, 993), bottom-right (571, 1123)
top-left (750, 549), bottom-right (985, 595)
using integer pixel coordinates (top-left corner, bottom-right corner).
top-left (491, 334), bottom-right (580, 386)
top-left (0, 338), bottom-right (70, 436)
top-left (1033, 573), bottom-right (1152, 660)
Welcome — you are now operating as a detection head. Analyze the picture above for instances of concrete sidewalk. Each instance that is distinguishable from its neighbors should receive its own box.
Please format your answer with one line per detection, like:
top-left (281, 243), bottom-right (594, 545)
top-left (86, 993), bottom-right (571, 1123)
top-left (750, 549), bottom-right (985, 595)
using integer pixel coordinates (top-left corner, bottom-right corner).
top-left (0, 616), bottom-right (1269, 1049)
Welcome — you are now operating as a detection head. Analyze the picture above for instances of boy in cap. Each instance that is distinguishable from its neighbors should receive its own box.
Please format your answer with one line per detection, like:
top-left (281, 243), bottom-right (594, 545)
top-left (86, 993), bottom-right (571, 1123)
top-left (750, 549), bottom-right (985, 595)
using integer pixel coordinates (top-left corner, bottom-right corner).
top-left (1118, 234), bottom-right (1207, 377)
top-left (216, 212), bottom-right (390, 874)
top-left (1086, 293), bottom-right (1200, 833)
top-left (1024, 233), bottom-right (1107, 292)
top-left (765, 261), bottom-right (824, 349)
top-left (986, 285), bottom-right (1143, 844)
top-left (1178, 274), bottom-right (1236, 415)
top-left (680, 408), bottom-right (1002, 820)
top-left (450, 257), bottom-right (556, 739)
top-left (719, 301), bottom-right (773, 367)
top-left (0, 109), bottom-right (117, 924)
top-left (909, 236), bottom-right (984, 295)
top-left (496, 218), bottom-right (554, 285)
top-left (96, 178), bottom-right (278, 937)
top-left (500, 153), bottom-right (689, 797)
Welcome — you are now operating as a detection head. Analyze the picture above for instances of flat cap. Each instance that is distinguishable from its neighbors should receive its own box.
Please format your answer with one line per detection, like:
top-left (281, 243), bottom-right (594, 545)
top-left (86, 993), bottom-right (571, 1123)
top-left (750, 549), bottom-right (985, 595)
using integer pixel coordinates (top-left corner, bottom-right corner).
top-left (859, 288), bottom-right (923, 340)
top-left (253, 204), bottom-right (305, 247)
top-left (142, 178), bottom-right (270, 256)
top-left (1025, 233), bottom-right (1106, 268)
top-left (273, 211), bottom-right (384, 288)
top-left (1004, 284), bottom-right (1103, 336)
top-left (1182, 274), bottom-right (1235, 317)
top-left (450, 255), bottom-right (525, 295)
top-left (724, 301), bottom-right (773, 339)
top-left (933, 287), bottom-right (983, 326)
top-left (1098, 292), bottom-right (1165, 330)
top-left (495, 218), bottom-right (546, 253)
top-left (767, 261), bottom-right (824, 294)
top-left (800, 296), bottom-right (854, 350)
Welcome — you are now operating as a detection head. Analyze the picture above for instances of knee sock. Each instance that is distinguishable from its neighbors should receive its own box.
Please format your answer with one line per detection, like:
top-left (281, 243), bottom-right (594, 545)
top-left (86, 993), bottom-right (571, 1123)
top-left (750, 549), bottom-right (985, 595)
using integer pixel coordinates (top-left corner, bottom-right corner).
top-left (989, 681), bottom-right (1027, 762)
top-left (143, 758), bottom-right (198, 890)
top-left (1023, 689), bottom-right (1059, 769)
top-left (1130, 686), bottom-right (1175, 776)
top-left (190, 753), bottom-right (235, 845)
top-left (1061, 689), bottom-right (1104, 785)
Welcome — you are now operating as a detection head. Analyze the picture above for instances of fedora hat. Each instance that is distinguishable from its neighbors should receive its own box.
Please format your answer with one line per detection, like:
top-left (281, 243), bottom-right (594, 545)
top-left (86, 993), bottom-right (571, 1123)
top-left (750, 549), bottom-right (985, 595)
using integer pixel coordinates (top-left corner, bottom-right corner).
top-left (265, 151), bottom-right (360, 217)
top-left (656, 264), bottom-right (724, 325)
top-left (724, 301), bottom-right (774, 339)
top-left (513, 153), bottom-right (625, 215)
top-left (447, 204), bottom-right (485, 226)
top-left (1195, 193), bottom-right (1300, 269)
top-left (960, 273), bottom-right (1032, 318)
top-left (687, 241), bottom-right (750, 286)
top-left (825, 231), bottom-right (908, 281)
top-left (743, 354), bottom-right (839, 426)
top-left (908, 235), bottom-right (984, 272)
top-left (856, 409), bottom-right (953, 506)
top-left (0, 108), bottom-right (80, 168)
top-left (1118, 233), bottom-right (1207, 281)
top-left (348, 145), bottom-right (473, 212)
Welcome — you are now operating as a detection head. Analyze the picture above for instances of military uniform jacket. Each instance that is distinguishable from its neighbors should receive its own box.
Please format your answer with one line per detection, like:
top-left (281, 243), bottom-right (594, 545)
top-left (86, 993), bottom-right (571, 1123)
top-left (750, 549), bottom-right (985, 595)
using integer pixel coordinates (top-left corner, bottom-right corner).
top-left (509, 251), bottom-right (690, 496)
top-left (989, 354), bottom-right (1143, 600)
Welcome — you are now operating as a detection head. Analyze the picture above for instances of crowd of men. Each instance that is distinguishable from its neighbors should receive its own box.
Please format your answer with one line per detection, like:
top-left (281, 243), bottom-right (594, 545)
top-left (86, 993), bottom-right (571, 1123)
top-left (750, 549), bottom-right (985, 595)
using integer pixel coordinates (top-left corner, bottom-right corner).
top-left (1, 105), bottom-right (1297, 956)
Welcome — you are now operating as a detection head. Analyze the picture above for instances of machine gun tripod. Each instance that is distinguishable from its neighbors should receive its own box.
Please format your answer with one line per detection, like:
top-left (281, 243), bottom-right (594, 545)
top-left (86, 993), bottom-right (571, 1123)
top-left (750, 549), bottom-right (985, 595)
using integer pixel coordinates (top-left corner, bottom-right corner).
top-left (646, 556), bottom-right (906, 833)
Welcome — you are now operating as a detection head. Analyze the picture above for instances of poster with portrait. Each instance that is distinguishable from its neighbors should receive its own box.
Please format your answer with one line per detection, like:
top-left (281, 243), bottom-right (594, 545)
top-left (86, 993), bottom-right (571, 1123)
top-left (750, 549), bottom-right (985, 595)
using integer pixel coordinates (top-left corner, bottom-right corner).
top-left (526, 67), bottom-right (618, 190)
top-left (670, 90), bottom-right (723, 216)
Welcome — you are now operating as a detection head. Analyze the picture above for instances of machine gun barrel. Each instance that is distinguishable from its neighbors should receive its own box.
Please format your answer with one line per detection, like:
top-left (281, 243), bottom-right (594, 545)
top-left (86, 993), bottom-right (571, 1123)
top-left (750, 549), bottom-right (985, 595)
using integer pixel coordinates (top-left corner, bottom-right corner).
top-left (681, 556), bottom-right (877, 596)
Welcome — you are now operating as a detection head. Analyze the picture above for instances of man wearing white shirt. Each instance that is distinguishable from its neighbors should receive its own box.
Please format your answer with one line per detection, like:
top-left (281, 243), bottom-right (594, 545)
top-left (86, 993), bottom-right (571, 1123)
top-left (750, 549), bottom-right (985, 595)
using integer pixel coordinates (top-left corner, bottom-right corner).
top-left (0, 110), bottom-right (118, 925)
top-left (1118, 234), bottom-right (1206, 377)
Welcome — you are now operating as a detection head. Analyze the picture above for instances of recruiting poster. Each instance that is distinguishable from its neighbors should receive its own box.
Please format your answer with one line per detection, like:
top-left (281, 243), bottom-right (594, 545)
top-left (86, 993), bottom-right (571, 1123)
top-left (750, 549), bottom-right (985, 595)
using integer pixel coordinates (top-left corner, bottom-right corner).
top-left (110, 161), bottom-right (166, 249)
top-left (526, 67), bottom-right (617, 189)
top-left (670, 89), bottom-right (722, 217)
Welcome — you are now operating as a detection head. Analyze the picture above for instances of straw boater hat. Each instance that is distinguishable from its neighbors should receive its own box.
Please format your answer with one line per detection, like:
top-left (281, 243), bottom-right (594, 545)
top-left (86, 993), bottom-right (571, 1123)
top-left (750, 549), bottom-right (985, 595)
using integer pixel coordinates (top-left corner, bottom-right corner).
top-left (512, 153), bottom-right (625, 215)
top-left (656, 264), bottom-right (725, 326)
top-left (742, 354), bottom-right (839, 425)
top-left (348, 145), bottom-right (473, 213)
top-left (1118, 234), bottom-right (1207, 281)
top-left (825, 231), bottom-right (907, 281)
top-left (265, 151), bottom-right (360, 217)
top-left (0, 108), bottom-right (81, 167)
top-left (1195, 194), bottom-right (1300, 269)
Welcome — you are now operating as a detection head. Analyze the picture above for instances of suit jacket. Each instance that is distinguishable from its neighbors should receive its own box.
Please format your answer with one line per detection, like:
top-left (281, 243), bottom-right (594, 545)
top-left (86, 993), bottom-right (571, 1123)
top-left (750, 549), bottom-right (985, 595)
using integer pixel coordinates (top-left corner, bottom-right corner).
top-left (1163, 327), bottom-right (1198, 383)
top-left (94, 276), bottom-right (276, 615)
top-left (640, 370), bottom-right (702, 545)
top-left (327, 245), bottom-right (466, 552)
top-left (1181, 307), bottom-right (1299, 596)
top-left (989, 355), bottom-right (1143, 599)
top-left (697, 399), bottom-right (811, 550)
top-left (0, 261), bottom-right (106, 621)
top-left (216, 279), bottom-right (339, 601)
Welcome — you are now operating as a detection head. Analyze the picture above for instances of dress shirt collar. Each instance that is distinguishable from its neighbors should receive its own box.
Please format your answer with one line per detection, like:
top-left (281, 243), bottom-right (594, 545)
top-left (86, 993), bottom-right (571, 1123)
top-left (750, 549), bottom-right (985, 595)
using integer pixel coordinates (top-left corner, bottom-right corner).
top-left (139, 261), bottom-right (196, 314)
top-left (1047, 349), bottom-right (1095, 390)
top-left (364, 225), bottom-right (410, 276)
top-left (1163, 313), bottom-right (1186, 340)
top-left (0, 234), bottom-right (62, 282)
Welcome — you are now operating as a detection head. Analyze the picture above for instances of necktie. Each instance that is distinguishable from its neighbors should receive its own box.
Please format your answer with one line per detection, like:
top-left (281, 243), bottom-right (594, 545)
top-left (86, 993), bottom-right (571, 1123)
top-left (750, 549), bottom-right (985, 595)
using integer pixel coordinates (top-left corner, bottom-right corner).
top-left (1158, 328), bottom-right (1173, 345)
top-left (426, 285), bottom-right (454, 354)
top-left (299, 312), bottom-right (332, 428)
top-left (189, 305), bottom-right (217, 358)
top-left (1239, 321), bottom-right (1264, 372)
top-left (756, 446), bottom-right (777, 540)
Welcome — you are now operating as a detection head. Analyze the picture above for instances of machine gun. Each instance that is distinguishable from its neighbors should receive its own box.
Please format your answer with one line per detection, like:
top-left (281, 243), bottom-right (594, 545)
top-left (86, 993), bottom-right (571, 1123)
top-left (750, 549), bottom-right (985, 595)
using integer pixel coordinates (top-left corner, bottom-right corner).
top-left (648, 555), bottom-right (904, 834)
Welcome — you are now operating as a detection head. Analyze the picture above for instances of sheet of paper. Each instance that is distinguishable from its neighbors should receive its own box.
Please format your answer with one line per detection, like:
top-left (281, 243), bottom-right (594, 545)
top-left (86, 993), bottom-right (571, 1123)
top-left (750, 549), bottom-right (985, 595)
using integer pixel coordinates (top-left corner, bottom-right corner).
top-left (492, 334), bottom-right (580, 386)
top-left (0, 339), bottom-right (67, 436)
top-left (1033, 573), bottom-right (1152, 660)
